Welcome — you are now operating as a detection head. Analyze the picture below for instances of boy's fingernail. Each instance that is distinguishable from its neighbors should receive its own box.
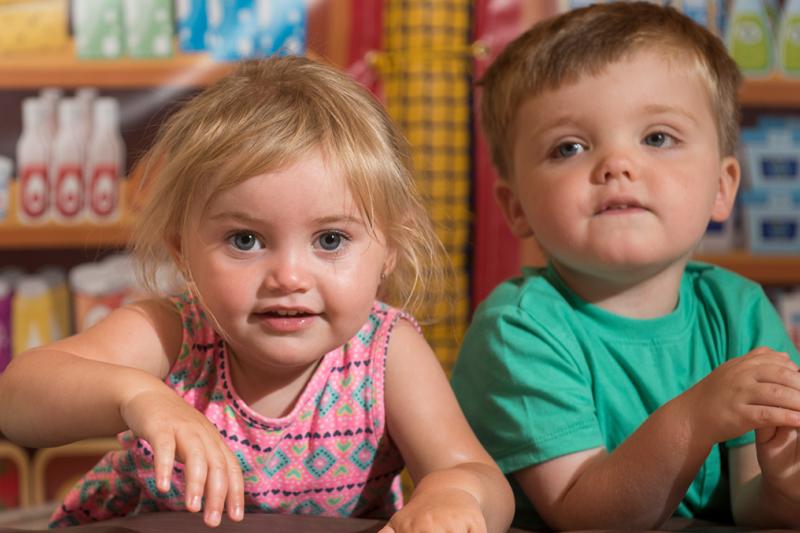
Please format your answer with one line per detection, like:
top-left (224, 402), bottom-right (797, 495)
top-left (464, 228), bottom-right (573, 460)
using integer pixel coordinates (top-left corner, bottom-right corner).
top-left (208, 511), bottom-right (221, 526)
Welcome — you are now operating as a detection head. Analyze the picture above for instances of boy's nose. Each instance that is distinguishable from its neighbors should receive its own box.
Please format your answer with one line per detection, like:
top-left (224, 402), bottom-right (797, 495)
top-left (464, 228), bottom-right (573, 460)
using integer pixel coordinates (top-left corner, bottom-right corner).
top-left (592, 150), bottom-right (636, 183)
top-left (264, 252), bottom-right (311, 293)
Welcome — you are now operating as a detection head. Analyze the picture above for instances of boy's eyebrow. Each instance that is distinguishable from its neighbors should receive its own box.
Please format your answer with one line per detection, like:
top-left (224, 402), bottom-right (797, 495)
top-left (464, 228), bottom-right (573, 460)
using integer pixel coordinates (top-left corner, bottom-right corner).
top-left (641, 103), bottom-right (700, 124)
top-left (528, 103), bottom-right (700, 138)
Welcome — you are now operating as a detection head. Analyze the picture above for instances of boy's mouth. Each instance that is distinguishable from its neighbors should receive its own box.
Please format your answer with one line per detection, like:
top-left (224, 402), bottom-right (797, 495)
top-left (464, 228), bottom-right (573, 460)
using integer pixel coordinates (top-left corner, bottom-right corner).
top-left (596, 198), bottom-right (647, 214)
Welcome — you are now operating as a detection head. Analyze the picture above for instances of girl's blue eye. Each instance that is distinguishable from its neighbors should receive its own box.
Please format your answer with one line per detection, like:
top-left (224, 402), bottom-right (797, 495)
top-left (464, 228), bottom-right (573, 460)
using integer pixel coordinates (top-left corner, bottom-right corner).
top-left (230, 232), bottom-right (261, 251)
top-left (554, 142), bottom-right (584, 158)
top-left (318, 231), bottom-right (343, 251)
top-left (644, 132), bottom-right (673, 147)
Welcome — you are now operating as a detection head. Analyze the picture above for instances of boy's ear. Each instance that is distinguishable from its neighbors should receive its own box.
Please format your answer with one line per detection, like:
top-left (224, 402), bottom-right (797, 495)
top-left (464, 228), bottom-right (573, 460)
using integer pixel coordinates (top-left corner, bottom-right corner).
top-left (710, 156), bottom-right (741, 222)
top-left (493, 179), bottom-right (535, 238)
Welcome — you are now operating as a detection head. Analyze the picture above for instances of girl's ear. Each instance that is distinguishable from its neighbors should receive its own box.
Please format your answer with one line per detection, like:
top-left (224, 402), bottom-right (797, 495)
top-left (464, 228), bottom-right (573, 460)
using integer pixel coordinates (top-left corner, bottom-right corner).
top-left (493, 179), bottom-right (535, 238)
top-left (167, 234), bottom-right (185, 273)
top-left (382, 248), bottom-right (398, 279)
top-left (710, 156), bottom-right (741, 222)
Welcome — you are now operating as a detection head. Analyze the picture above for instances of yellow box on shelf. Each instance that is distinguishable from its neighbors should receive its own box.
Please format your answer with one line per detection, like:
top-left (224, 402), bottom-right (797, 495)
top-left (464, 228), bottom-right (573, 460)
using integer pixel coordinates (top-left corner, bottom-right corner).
top-left (0, 0), bottom-right (69, 55)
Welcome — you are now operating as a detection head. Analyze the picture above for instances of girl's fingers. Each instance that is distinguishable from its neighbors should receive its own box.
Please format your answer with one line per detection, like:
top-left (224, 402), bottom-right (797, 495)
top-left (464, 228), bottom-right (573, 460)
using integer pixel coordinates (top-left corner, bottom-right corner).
top-left (202, 450), bottom-right (228, 527)
top-left (225, 452), bottom-right (245, 521)
top-left (180, 438), bottom-right (209, 513)
top-left (150, 435), bottom-right (176, 493)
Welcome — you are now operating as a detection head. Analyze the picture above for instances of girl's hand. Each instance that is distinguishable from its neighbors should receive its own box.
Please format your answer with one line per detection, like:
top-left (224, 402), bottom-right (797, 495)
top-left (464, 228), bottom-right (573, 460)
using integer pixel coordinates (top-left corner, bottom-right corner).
top-left (121, 386), bottom-right (245, 527)
top-left (756, 426), bottom-right (800, 503)
top-left (680, 347), bottom-right (800, 448)
top-left (379, 487), bottom-right (486, 533)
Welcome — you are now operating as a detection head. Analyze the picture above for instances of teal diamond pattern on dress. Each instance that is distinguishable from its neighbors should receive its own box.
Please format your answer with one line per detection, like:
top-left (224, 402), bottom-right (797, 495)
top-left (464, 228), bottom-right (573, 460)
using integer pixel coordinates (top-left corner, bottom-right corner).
top-left (353, 376), bottom-right (374, 410)
top-left (235, 450), bottom-right (252, 473)
top-left (144, 477), bottom-right (180, 500)
top-left (337, 494), bottom-right (363, 517)
top-left (349, 441), bottom-right (376, 471)
top-left (315, 383), bottom-right (340, 417)
top-left (303, 447), bottom-right (337, 478)
top-left (356, 313), bottom-right (380, 345)
top-left (293, 499), bottom-right (325, 515)
top-left (79, 479), bottom-right (110, 505)
top-left (263, 449), bottom-right (290, 478)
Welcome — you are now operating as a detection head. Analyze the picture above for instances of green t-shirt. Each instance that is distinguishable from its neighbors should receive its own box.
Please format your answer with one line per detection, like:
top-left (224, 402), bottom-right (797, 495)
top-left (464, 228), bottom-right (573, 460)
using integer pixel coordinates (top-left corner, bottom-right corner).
top-left (451, 262), bottom-right (799, 530)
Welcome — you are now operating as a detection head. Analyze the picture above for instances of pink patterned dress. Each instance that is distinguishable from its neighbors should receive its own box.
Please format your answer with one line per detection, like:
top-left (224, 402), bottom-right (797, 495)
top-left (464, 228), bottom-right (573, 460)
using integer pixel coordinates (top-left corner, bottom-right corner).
top-left (50, 292), bottom-right (407, 527)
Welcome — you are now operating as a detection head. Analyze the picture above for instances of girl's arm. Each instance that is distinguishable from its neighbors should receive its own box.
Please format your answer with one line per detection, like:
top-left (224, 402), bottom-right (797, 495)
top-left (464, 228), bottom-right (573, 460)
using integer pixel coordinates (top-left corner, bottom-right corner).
top-left (0, 298), bottom-right (245, 527)
top-left (0, 298), bottom-right (181, 446)
top-left (382, 320), bottom-right (514, 533)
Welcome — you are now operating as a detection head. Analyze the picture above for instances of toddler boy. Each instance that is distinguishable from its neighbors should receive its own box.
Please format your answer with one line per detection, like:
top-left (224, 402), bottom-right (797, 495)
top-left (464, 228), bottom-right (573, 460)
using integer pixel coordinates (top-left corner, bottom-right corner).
top-left (452, 2), bottom-right (800, 530)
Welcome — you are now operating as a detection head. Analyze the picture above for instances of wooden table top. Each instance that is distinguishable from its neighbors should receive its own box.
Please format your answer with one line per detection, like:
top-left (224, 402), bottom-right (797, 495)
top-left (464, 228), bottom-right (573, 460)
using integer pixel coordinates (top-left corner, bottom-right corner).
top-left (0, 511), bottom-right (533, 533)
top-left (0, 512), bottom-right (793, 532)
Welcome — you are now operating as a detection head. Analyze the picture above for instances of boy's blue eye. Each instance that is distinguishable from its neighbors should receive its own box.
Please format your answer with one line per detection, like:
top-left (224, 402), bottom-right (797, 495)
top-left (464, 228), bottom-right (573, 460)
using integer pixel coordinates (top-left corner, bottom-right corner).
top-left (644, 132), bottom-right (672, 147)
top-left (230, 232), bottom-right (261, 251)
top-left (555, 142), bottom-right (584, 158)
top-left (318, 231), bottom-right (343, 251)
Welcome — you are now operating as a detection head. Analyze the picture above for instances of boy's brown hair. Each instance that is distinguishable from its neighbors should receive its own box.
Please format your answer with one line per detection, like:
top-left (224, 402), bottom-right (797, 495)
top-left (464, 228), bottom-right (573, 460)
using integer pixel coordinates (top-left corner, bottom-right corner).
top-left (480, 1), bottom-right (742, 181)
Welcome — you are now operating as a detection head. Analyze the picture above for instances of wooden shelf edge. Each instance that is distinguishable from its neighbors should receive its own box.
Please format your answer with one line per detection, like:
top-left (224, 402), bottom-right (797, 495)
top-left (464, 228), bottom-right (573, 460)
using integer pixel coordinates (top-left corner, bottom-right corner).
top-left (0, 221), bottom-right (132, 249)
top-left (739, 75), bottom-right (800, 108)
top-left (0, 44), bottom-right (236, 89)
top-left (695, 251), bottom-right (800, 285)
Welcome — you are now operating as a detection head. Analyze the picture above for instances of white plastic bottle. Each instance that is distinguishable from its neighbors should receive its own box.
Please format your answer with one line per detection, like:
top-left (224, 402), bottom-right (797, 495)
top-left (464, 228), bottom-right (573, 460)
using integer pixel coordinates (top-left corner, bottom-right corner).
top-left (51, 98), bottom-right (88, 223)
top-left (85, 97), bottom-right (125, 222)
top-left (778, 0), bottom-right (800, 77)
top-left (0, 156), bottom-right (11, 223)
top-left (15, 97), bottom-right (52, 224)
top-left (38, 87), bottom-right (62, 145)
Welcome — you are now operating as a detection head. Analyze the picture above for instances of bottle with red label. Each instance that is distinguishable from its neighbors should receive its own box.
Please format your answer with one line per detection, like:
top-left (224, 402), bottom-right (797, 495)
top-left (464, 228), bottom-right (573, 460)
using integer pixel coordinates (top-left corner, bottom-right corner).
top-left (51, 98), bottom-right (88, 223)
top-left (85, 97), bottom-right (125, 222)
top-left (15, 98), bottom-right (52, 224)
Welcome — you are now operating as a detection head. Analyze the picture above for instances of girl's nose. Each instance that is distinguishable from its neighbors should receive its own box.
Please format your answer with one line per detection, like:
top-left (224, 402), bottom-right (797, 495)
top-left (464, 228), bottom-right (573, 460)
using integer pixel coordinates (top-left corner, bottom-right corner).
top-left (264, 251), bottom-right (311, 293)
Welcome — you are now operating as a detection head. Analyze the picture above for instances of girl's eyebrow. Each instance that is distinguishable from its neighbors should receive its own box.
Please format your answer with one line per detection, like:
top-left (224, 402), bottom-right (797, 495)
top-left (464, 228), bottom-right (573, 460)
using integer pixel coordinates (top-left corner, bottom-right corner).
top-left (313, 215), bottom-right (364, 226)
top-left (208, 211), bottom-right (260, 224)
top-left (208, 211), bottom-right (365, 226)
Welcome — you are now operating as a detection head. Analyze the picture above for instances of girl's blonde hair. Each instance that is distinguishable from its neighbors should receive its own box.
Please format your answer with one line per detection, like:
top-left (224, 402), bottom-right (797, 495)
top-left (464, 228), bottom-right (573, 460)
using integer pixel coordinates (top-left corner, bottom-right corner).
top-left (480, 1), bottom-right (742, 181)
top-left (131, 56), bottom-right (446, 317)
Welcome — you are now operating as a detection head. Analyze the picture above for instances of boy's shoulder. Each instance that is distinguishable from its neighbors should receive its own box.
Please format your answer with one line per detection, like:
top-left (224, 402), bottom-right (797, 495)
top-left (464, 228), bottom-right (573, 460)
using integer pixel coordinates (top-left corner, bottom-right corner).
top-left (684, 260), bottom-right (764, 296)
top-left (479, 265), bottom-right (566, 313)
top-left (477, 261), bottom-right (765, 318)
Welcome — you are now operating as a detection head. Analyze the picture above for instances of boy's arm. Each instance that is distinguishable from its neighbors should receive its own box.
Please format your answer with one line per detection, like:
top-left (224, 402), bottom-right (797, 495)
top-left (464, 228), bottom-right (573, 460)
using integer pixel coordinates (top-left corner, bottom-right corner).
top-left (729, 435), bottom-right (800, 527)
top-left (382, 320), bottom-right (515, 533)
top-left (514, 397), bottom-right (709, 530)
top-left (514, 348), bottom-right (800, 531)
top-left (0, 298), bottom-right (181, 446)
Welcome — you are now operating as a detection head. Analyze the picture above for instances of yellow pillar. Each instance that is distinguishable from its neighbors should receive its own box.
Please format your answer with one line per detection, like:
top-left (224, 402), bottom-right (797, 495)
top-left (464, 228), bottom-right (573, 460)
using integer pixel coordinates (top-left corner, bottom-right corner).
top-left (380, 0), bottom-right (473, 373)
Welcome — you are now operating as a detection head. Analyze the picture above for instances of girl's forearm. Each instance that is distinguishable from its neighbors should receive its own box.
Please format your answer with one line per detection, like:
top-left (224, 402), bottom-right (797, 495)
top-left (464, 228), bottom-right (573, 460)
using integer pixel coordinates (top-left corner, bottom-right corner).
top-left (411, 462), bottom-right (514, 533)
top-left (0, 349), bottom-right (161, 447)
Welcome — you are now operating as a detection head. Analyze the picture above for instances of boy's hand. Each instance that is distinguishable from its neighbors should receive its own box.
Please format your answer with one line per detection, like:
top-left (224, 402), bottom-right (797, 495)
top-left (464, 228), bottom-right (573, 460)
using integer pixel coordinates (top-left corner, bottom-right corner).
top-left (756, 427), bottom-right (800, 503)
top-left (378, 487), bottom-right (486, 533)
top-left (681, 347), bottom-right (800, 447)
top-left (121, 386), bottom-right (245, 527)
